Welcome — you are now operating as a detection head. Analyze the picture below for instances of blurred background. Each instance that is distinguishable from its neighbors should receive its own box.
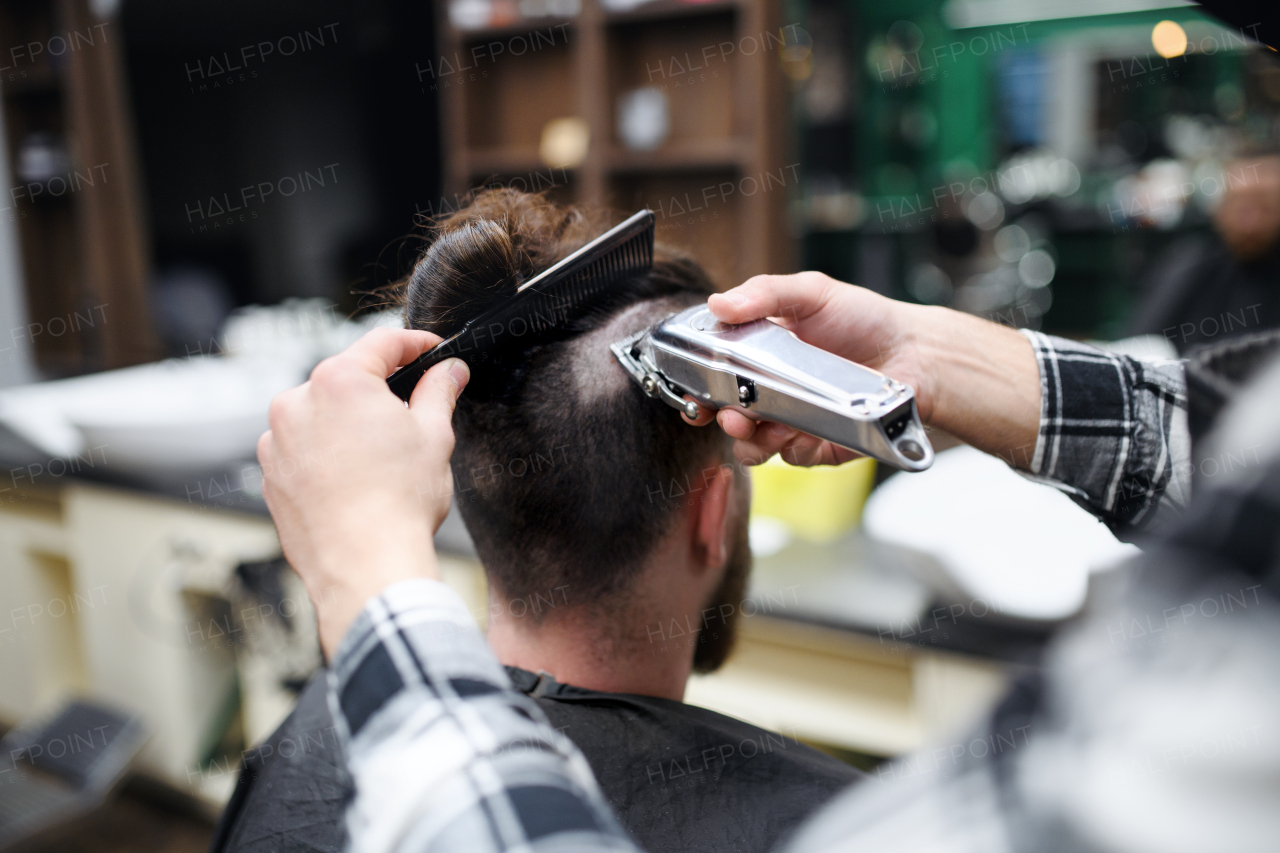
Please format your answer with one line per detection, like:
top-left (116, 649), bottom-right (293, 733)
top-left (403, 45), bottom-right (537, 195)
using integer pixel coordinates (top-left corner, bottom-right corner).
top-left (0, 0), bottom-right (1276, 850)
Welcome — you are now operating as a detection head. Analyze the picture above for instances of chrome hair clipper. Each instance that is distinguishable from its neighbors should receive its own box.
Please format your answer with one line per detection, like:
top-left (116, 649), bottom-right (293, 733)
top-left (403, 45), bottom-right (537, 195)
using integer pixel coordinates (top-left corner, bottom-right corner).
top-left (611, 304), bottom-right (934, 471)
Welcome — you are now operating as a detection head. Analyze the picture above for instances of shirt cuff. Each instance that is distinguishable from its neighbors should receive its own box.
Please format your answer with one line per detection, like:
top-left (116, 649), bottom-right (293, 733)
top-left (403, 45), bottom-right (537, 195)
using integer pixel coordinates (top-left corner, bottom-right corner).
top-left (1019, 329), bottom-right (1191, 532)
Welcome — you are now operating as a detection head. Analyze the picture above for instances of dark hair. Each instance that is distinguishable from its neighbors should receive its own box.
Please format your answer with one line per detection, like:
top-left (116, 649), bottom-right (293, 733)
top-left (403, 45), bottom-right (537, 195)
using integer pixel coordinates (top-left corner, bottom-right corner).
top-left (401, 189), bottom-right (729, 610)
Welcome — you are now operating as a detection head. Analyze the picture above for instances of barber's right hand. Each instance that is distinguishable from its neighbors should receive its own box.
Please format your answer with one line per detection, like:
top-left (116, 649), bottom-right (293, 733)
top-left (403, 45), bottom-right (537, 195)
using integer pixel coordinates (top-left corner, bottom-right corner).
top-left (693, 272), bottom-right (925, 466)
top-left (257, 327), bottom-right (469, 657)
top-left (697, 272), bottom-right (1041, 470)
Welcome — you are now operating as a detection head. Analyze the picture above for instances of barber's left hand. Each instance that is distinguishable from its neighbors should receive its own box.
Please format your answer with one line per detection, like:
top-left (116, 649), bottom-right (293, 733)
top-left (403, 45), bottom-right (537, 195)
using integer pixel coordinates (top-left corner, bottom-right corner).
top-left (257, 327), bottom-right (470, 657)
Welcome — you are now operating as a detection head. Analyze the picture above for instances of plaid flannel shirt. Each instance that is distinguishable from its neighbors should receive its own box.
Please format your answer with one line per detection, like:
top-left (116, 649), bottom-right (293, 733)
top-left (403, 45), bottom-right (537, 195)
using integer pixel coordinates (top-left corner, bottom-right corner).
top-left (1019, 330), bottom-right (1190, 533)
top-left (329, 334), bottom-right (1194, 853)
top-left (328, 581), bottom-right (637, 853)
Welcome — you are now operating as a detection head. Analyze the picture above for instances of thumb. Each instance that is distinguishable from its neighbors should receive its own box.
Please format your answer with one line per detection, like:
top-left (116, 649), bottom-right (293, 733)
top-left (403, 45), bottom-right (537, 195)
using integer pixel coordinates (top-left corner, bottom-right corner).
top-left (408, 358), bottom-right (470, 433)
top-left (708, 275), bottom-right (789, 324)
top-left (709, 273), bottom-right (829, 326)
top-left (707, 288), bottom-right (754, 324)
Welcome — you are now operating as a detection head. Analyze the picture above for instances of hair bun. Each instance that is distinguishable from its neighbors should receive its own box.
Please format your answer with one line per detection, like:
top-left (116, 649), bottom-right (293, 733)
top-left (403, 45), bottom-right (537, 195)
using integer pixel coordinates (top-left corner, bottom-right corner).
top-left (406, 217), bottom-right (527, 337)
top-left (403, 189), bottom-right (596, 339)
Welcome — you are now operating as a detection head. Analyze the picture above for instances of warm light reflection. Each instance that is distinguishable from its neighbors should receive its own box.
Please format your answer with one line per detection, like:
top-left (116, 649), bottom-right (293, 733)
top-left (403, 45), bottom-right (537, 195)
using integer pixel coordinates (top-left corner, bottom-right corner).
top-left (539, 117), bottom-right (590, 169)
top-left (1152, 20), bottom-right (1188, 59)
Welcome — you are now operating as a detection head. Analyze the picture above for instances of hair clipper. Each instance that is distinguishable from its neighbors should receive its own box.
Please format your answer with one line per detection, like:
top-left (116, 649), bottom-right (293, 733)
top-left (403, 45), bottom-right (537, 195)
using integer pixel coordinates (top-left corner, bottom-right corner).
top-left (611, 304), bottom-right (934, 471)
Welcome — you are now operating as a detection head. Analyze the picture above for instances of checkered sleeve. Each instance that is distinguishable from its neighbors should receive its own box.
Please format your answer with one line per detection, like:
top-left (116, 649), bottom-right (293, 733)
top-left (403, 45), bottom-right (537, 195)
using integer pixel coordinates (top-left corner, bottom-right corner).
top-left (327, 579), bottom-right (638, 853)
top-left (1019, 330), bottom-right (1191, 532)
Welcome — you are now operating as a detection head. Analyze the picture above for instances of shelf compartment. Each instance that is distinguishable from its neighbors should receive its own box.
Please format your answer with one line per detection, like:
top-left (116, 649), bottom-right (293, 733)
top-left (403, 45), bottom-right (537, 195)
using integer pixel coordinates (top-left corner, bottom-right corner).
top-left (463, 150), bottom-right (577, 202)
top-left (466, 146), bottom-right (547, 175)
top-left (462, 30), bottom-right (578, 151)
top-left (607, 137), bottom-right (748, 172)
top-left (607, 11), bottom-right (738, 150)
top-left (610, 168), bottom-right (742, 288)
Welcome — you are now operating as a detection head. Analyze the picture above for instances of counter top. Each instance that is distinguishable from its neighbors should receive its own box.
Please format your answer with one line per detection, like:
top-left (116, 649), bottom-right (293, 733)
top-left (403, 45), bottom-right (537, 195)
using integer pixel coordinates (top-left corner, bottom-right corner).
top-left (747, 526), bottom-right (1053, 664)
top-left (0, 431), bottom-right (1046, 662)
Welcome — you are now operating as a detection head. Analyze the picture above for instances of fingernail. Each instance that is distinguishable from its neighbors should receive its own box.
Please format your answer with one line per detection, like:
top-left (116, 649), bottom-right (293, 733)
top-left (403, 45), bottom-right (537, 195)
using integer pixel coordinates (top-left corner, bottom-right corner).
top-left (724, 291), bottom-right (745, 306)
top-left (447, 359), bottom-right (470, 389)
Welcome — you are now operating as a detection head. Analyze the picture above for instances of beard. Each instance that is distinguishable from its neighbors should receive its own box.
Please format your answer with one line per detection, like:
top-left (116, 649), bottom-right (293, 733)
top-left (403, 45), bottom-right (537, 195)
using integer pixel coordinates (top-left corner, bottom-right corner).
top-left (691, 513), bottom-right (752, 674)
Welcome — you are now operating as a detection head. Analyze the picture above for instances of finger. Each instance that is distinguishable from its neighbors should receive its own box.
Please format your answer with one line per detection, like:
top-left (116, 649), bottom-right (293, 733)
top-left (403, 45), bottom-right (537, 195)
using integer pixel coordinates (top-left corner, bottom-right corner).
top-left (735, 434), bottom-right (816, 467)
top-left (256, 429), bottom-right (274, 471)
top-left (265, 384), bottom-right (308, 456)
top-left (733, 438), bottom-right (777, 466)
top-left (408, 357), bottom-right (470, 434)
top-left (776, 435), bottom-right (862, 467)
top-left (739, 421), bottom-right (804, 461)
top-left (777, 436), bottom-right (829, 466)
top-left (708, 273), bottom-right (834, 326)
top-left (733, 427), bottom-right (839, 468)
top-left (343, 327), bottom-right (444, 379)
top-left (681, 397), bottom-right (716, 426)
top-left (256, 430), bottom-right (278, 508)
top-left (717, 409), bottom-right (759, 440)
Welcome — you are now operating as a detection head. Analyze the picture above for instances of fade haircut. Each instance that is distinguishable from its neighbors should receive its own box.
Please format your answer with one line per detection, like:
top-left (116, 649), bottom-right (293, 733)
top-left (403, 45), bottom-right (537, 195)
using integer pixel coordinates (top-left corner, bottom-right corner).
top-left (400, 189), bottom-right (731, 611)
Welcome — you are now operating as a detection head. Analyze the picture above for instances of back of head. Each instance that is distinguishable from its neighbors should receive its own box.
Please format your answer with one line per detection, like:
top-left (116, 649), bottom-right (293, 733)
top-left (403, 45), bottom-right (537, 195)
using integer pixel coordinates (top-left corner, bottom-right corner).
top-left (402, 189), bottom-right (730, 610)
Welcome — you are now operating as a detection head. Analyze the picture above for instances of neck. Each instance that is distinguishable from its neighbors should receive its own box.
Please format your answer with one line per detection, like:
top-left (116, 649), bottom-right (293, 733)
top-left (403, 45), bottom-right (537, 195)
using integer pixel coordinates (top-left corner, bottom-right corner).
top-left (487, 608), bottom-right (690, 701)
top-left (485, 546), bottom-right (704, 701)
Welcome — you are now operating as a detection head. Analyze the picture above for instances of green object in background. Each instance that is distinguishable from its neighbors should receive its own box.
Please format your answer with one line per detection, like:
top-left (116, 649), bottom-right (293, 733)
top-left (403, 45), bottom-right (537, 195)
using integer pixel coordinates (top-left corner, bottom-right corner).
top-left (794, 0), bottom-right (1256, 339)
top-left (854, 0), bottom-right (1228, 206)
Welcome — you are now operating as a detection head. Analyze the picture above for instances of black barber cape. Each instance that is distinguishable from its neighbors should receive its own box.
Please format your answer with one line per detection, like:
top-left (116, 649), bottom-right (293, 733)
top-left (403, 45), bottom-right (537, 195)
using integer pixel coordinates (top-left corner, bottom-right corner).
top-left (210, 667), bottom-right (863, 853)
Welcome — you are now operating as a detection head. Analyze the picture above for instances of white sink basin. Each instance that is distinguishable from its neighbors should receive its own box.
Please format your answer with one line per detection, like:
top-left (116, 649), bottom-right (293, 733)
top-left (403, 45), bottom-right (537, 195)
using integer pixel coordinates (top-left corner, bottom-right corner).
top-left (863, 445), bottom-right (1140, 622)
top-left (0, 356), bottom-right (304, 476)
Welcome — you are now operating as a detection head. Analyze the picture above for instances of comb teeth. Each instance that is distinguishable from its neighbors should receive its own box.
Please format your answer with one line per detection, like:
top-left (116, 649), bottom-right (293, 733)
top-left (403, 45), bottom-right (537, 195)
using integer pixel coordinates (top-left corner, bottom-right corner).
top-left (522, 230), bottom-right (653, 332)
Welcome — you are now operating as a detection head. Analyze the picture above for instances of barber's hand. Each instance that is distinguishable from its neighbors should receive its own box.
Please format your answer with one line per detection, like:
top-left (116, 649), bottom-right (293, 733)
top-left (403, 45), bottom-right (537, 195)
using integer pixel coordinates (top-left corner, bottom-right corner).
top-left (257, 328), bottom-right (470, 657)
top-left (686, 272), bottom-right (1041, 469)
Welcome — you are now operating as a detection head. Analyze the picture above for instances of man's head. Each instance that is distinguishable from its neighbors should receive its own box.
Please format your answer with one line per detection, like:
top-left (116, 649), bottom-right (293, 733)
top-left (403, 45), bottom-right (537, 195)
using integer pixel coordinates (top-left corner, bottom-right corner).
top-left (1214, 153), bottom-right (1280, 263)
top-left (402, 189), bottom-right (751, 673)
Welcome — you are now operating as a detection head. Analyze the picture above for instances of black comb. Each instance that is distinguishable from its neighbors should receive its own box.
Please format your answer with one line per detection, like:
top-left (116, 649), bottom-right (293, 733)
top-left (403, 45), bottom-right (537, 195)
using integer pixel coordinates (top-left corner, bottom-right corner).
top-left (387, 209), bottom-right (656, 401)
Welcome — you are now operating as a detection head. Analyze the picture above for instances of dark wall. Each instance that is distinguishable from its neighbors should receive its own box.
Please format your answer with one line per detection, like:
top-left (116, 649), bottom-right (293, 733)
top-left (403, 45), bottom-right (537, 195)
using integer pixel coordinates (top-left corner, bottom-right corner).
top-left (121, 0), bottom-right (440, 313)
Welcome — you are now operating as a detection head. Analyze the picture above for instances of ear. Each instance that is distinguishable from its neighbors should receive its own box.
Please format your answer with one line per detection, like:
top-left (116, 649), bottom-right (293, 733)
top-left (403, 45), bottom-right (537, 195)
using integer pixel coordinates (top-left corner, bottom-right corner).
top-left (693, 464), bottom-right (735, 572)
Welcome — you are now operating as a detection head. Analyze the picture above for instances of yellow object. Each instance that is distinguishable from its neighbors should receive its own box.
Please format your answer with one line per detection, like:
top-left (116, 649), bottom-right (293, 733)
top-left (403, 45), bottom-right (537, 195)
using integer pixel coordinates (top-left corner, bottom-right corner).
top-left (1152, 20), bottom-right (1187, 59)
top-left (749, 455), bottom-right (876, 542)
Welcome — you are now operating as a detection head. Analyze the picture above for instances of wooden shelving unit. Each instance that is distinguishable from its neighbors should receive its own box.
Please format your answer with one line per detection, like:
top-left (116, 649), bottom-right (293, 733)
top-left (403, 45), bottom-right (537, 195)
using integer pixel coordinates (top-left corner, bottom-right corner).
top-left (436, 0), bottom-right (794, 287)
top-left (0, 0), bottom-right (157, 376)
